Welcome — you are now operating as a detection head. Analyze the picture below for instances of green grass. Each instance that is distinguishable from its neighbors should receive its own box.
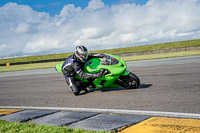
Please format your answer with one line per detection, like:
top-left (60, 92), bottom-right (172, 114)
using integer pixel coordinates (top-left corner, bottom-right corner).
top-left (1, 50), bottom-right (200, 73)
top-left (122, 50), bottom-right (200, 61)
top-left (94, 39), bottom-right (200, 54)
top-left (0, 39), bottom-right (200, 64)
top-left (0, 120), bottom-right (109, 133)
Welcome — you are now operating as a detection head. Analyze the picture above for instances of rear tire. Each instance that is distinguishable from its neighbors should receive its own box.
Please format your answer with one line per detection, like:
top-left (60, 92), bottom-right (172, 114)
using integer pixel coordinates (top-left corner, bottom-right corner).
top-left (70, 79), bottom-right (82, 96)
top-left (70, 85), bottom-right (81, 96)
top-left (73, 79), bottom-right (89, 95)
top-left (117, 72), bottom-right (140, 89)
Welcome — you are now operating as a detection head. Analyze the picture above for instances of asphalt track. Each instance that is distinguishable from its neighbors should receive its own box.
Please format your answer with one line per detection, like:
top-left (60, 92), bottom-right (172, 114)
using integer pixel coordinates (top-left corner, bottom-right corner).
top-left (0, 56), bottom-right (200, 114)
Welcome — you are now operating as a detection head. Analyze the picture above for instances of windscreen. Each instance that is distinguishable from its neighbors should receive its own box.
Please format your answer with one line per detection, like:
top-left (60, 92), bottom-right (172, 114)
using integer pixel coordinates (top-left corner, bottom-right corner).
top-left (101, 55), bottom-right (119, 65)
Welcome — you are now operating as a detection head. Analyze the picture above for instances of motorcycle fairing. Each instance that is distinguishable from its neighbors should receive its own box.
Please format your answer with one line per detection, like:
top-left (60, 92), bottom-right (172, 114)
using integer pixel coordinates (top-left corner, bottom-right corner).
top-left (56, 54), bottom-right (130, 89)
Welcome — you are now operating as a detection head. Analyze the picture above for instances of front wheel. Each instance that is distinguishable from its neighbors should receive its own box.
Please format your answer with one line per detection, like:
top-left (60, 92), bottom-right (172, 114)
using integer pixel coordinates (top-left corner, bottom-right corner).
top-left (117, 72), bottom-right (140, 89)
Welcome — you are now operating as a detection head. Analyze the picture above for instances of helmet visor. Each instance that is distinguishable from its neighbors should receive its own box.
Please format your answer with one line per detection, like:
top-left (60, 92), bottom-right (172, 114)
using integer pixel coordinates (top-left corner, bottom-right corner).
top-left (77, 52), bottom-right (88, 62)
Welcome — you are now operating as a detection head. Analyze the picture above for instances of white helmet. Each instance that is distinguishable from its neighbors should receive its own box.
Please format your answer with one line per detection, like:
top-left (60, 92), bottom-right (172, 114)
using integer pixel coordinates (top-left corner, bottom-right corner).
top-left (75, 45), bottom-right (88, 63)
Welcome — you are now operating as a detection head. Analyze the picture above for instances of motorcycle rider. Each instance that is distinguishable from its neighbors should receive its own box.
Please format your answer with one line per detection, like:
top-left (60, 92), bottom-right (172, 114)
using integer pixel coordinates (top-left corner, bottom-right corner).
top-left (62, 45), bottom-right (106, 95)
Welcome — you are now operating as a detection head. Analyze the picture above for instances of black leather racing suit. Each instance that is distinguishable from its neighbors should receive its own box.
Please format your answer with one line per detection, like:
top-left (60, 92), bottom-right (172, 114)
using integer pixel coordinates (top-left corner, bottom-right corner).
top-left (62, 53), bottom-right (104, 92)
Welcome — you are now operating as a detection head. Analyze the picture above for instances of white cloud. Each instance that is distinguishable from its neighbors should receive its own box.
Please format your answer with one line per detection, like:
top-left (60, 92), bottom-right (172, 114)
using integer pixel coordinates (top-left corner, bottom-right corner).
top-left (14, 23), bottom-right (31, 33)
top-left (22, 35), bottom-right (64, 54)
top-left (59, 4), bottom-right (81, 17)
top-left (0, 0), bottom-right (200, 57)
top-left (0, 44), bottom-right (7, 52)
top-left (87, 0), bottom-right (105, 9)
top-left (120, 33), bottom-right (135, 42)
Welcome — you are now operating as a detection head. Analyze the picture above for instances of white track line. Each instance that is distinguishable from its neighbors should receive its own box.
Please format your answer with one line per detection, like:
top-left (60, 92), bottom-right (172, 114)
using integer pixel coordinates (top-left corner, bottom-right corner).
top-left (0, 106), bottom-right (200, 119)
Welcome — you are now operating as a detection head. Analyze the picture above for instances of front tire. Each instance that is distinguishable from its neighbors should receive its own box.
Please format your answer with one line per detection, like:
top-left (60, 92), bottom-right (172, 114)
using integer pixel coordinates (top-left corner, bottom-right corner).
top-left (128, 72), bottom-right (140, 89)
top-left (117, 72), bottom-right (140, 89)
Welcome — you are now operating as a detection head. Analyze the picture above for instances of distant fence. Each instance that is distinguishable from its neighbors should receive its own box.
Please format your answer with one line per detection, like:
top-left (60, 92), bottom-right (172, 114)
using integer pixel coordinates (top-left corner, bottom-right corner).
top-left (0, 45), bottom-right (200, 66)
top-left (114, 45), bottom-right (200, 57)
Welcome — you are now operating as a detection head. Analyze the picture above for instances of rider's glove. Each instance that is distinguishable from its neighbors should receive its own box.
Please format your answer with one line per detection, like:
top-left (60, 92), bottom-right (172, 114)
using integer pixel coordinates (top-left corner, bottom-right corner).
top-left (93, 69), bottom-right (109, 78)
top-left (95, 69), bottom-right (104, 78)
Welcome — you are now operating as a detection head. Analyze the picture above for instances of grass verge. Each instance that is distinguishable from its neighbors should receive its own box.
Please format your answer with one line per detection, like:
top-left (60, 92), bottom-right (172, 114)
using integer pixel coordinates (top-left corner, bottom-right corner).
top-left (94, 39), bottom-right (200, 54)
top-left (0, 50), bottom-right (200, 73)
top-left (122, 49), bottom-right (200, 61)
top-left (0, 120), bottom-right (109, 133)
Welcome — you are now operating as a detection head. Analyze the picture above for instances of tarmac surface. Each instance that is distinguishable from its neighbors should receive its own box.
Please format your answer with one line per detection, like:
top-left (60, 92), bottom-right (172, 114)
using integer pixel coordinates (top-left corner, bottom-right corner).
top-left (0, 56), bottom-right (200, 132)
top-left (0, 56), bottom-right (200, 113)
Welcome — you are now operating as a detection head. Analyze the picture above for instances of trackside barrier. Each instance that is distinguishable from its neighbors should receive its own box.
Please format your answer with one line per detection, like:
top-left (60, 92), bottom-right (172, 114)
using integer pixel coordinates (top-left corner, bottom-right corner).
top-left (0, 58), bottom-right (66, 66)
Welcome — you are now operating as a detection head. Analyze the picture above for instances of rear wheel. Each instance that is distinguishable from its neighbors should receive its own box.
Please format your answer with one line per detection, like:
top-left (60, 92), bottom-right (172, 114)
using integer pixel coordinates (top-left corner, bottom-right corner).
top-left (117, 72), bottom-right (140, 89)
top-left (70, 84), bottom-right (81, 96)
top-left (69, 79), bottom-right (82, 96)
top-left (73, 79), bottom-right (89, 95)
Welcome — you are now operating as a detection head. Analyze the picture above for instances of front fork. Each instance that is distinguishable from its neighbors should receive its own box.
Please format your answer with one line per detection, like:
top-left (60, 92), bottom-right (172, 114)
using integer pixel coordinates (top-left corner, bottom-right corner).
top-left (115, 69), bottom-right (130, 87)
top-left (121, 70), bottom-right (130, 76)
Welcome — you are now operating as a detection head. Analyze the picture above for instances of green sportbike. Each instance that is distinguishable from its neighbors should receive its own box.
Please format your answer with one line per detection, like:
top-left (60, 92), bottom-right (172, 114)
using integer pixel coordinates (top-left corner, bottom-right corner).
top-left (56, 54), bottom-right (140, 95)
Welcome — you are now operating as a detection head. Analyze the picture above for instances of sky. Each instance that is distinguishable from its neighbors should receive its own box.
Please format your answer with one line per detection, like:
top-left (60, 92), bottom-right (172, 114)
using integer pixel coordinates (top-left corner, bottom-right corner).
top-left (0, 0), bottom-right (200, 57)
top-left (0, 0), bottom-right (148, 16)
